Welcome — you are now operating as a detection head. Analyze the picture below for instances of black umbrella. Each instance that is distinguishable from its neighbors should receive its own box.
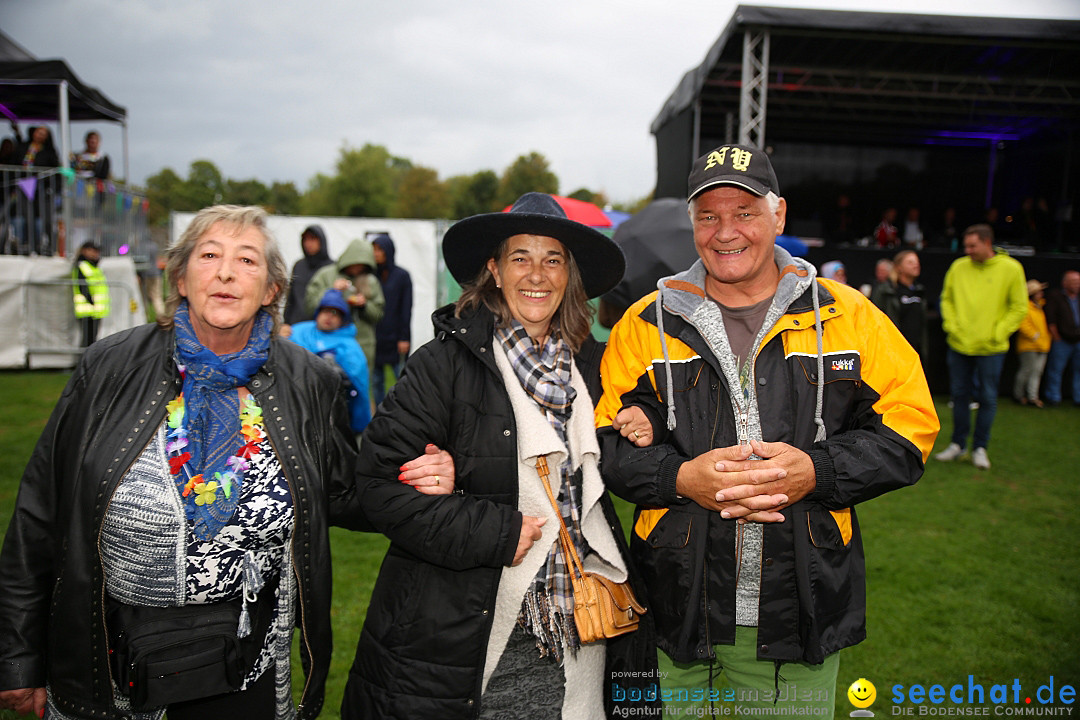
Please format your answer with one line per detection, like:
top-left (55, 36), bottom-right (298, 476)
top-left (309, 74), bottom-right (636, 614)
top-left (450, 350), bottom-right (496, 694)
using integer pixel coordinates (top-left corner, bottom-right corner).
top-left (601, 198), bottom-right (699, 313)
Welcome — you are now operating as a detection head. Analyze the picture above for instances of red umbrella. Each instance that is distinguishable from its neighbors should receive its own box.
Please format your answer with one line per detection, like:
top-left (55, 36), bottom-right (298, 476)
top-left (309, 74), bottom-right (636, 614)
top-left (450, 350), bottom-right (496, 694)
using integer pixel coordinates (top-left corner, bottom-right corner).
top-left (503, 195), bottom-right (612, 228)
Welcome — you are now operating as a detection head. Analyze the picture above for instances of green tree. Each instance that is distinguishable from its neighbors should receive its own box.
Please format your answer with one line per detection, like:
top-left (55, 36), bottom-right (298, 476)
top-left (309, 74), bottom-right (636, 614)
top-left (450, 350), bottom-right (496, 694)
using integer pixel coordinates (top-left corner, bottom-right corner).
top-left (567, 187), bottom-right (609, 209)
top-left (300, 143), bottom-right (405, 218)
top-left (392, 166), bottom-right (450, 219)
top-left (447, 169), bottom-right (500, 219)
top-left (224, 178), bottom-right (270, 207)
top-left (180, 160), bottom-right (226, 209)
top-left (144, 166), bottom-right (183, 226)
top-left (300, 172), bottom-right (337, 216)
top-left (497, 152), bottom-right (558, 207)
top-left (266, 182), bottom-right (301, 215)
top-left (143, 164), bottom-right (298, 225)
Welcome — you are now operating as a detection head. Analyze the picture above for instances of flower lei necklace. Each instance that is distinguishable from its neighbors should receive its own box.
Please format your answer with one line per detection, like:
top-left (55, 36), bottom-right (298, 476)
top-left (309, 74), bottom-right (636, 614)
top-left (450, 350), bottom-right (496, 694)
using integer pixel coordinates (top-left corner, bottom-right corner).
top-left (166, 390), bottom-right (265, 515)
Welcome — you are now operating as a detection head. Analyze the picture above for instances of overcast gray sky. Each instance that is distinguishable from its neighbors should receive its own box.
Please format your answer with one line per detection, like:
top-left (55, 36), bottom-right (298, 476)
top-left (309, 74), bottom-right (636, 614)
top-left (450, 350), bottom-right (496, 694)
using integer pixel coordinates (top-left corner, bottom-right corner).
top-left (4, 0), bottom-right (1078, 205)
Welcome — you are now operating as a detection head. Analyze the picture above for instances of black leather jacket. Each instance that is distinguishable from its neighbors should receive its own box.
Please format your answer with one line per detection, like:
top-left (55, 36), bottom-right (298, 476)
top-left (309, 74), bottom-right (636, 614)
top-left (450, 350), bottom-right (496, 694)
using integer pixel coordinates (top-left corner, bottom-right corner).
top-left (0, 323), bottom-right (361, 719)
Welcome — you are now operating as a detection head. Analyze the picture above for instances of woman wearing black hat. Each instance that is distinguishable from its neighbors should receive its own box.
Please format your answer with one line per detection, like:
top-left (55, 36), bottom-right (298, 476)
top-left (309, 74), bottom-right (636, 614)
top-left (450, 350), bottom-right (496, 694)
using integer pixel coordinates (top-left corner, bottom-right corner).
top-left (341, 193), bottom-right (657, 719)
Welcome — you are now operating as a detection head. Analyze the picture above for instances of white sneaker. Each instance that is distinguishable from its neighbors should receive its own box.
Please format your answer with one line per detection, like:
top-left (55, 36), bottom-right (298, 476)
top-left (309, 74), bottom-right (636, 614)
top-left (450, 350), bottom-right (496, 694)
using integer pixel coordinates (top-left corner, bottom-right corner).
top-left (934, 443), bottom-right (965, 462)
top-left (969, 401), bottom-right (980, 410)
top-left (972, 447), bottom-right (991, 470)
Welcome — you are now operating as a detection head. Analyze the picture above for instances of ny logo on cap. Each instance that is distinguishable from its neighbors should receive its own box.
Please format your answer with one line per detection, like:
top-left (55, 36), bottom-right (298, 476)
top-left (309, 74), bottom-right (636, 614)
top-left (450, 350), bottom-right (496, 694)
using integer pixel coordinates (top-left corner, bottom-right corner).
top-left (704, 146), bottom-right (753, 173)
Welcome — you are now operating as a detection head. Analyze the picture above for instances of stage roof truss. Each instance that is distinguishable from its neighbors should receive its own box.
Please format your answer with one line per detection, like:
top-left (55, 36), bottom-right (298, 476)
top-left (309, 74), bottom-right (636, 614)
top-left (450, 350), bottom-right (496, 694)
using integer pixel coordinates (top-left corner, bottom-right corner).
top-left (655, 6), bottom-right (1080, 149)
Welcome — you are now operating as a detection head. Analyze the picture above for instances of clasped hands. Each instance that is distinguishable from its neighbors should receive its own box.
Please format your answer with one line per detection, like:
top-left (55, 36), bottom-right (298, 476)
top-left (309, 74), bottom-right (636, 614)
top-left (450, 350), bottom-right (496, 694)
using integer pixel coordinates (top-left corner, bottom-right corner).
top-left (675, 439), bottom-right (816, 523)
top-left (612, 406), bottom-right (815, 523)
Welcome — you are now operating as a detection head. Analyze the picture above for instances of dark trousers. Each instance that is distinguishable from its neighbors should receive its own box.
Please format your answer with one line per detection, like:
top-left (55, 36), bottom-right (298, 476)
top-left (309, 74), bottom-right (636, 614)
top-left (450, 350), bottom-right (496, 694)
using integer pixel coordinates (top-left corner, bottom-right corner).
top-left (947, 348), bottom-right (1005, 450)
top-left (79, 317), bottom-right (100, 348)
top-left (372, 356), bottom-right (406, 405)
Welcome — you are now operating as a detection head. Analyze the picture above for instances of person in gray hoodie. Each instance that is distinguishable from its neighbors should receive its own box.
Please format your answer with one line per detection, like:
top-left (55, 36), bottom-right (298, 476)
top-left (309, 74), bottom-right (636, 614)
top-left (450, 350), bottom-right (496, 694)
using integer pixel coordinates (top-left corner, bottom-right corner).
top-left (305, 238), bottom-right (385, 368)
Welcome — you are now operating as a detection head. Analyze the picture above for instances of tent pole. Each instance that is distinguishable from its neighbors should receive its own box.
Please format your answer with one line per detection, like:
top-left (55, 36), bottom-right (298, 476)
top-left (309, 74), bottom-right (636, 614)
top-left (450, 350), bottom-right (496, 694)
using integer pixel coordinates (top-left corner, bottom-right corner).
top-left (59, 80), bottom-right (71, 258)
top-left (122, 120), bottom-right (129, 184)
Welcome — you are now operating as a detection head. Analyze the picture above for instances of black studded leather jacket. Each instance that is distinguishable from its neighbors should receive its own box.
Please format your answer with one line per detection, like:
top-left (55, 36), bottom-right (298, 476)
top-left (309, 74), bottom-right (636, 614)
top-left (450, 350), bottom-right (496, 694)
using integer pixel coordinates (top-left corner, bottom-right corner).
top-left (0, 323), bottom-right (362, 719)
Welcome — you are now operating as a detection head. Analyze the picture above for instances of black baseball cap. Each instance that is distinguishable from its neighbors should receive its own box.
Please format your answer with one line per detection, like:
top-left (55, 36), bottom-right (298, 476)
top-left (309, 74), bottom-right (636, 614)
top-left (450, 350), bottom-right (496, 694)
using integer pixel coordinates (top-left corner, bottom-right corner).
top-left (687, 144), bottom-right (779, 201)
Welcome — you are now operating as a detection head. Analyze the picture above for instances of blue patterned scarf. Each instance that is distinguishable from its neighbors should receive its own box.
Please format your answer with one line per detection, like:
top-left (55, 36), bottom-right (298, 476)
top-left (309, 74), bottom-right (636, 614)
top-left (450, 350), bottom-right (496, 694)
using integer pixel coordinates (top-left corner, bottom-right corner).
top-left (173, 300), bottom-right (272, 540)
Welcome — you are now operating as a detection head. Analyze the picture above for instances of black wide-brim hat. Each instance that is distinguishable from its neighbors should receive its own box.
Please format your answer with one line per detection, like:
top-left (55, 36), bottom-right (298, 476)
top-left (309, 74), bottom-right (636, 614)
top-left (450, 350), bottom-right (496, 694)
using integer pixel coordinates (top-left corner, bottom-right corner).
top-left (442, 192), bottom-right (625, 299)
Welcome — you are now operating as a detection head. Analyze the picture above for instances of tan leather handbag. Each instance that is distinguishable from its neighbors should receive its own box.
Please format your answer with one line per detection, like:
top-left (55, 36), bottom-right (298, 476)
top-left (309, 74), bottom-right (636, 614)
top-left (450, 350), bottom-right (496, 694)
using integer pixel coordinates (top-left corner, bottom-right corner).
top-left (536, 455), bottom-right (645, 643)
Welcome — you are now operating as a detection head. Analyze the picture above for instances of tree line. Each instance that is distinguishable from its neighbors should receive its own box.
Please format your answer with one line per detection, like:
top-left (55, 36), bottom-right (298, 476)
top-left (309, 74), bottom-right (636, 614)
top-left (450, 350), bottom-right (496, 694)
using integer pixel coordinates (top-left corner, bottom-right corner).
top-left (145, 143), bottom-right (650, 226)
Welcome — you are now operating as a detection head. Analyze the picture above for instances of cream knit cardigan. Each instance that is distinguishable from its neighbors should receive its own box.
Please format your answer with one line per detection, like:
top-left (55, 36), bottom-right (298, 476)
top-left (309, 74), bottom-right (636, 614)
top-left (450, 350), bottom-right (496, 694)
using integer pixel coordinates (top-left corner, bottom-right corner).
top-left (482, 339), bottom-right (629, 718)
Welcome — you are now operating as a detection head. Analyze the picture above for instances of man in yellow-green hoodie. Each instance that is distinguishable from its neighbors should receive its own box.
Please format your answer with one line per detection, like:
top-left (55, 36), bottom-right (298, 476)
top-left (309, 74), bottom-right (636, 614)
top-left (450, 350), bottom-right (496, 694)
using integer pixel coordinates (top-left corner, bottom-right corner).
top-left (936, 224), bottom-right (1027, 470)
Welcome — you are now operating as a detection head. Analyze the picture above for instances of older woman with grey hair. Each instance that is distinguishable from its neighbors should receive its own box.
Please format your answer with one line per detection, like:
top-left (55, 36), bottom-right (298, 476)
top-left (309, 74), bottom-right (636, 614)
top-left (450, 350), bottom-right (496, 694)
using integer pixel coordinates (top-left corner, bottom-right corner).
top-left (0, 205), bottom-right (451, 720)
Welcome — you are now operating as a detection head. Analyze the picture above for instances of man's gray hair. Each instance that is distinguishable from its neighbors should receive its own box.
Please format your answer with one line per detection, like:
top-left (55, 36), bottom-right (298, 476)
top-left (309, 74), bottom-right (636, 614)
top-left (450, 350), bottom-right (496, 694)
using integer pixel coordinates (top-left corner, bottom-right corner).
top-left (688, 190), bottom-right (782, 217)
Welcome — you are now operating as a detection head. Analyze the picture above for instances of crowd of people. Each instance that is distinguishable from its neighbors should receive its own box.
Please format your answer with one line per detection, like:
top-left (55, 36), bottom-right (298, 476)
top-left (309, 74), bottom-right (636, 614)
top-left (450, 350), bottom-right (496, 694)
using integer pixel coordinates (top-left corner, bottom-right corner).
top-left (278, 224), bottom-right (414, 436)
top-left (818, 228), bottom-right (1079, 470)
top-left (1, 125), bottom-right (117, 256)
top-left (823, 195), bottom-right (1059, 253)
top-left (0, 140), bottom-right (1069, 720)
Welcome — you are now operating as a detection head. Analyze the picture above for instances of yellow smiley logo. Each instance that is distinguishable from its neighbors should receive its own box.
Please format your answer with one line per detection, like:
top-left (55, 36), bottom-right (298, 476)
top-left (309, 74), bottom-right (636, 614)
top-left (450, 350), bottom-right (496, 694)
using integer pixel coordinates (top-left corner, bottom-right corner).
top-left (847, 678), bottom-right (877, 708)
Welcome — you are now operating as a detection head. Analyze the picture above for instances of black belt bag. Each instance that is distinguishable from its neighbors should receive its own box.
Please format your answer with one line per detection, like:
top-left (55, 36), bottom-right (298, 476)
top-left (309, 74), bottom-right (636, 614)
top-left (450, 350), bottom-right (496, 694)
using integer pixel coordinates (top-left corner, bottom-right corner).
top-left (107, 581), bottom-right (275, 711)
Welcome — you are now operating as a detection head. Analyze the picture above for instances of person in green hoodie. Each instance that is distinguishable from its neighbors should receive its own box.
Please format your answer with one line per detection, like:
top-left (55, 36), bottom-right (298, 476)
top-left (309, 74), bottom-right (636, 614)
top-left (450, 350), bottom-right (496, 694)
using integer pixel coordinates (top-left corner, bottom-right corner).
top-left (305, 237), bottom-right (386, 370)
top-left (935, 223), bottom-right (1028, 470)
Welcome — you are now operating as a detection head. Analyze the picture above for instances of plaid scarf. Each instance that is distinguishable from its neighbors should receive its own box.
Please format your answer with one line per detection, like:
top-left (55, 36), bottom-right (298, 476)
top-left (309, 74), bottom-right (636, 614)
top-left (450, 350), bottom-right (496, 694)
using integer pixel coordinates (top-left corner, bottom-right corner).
top-left (495, 321), bottom-right (587, 661)
top-left (173, 300), bottom-right (272, 540)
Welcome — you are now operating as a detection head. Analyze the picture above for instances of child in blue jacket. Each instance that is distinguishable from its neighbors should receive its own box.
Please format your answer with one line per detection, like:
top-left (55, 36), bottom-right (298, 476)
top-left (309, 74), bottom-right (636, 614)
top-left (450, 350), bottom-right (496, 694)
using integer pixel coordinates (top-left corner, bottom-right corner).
top-left (289, 289), bottom-right (372, 432)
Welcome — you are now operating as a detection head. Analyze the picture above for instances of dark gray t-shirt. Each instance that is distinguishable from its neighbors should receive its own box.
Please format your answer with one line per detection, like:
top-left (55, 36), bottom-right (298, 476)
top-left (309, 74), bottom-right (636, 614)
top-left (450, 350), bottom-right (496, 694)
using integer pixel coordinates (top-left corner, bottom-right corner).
top-left (717, 295), bottom-right (774, 377)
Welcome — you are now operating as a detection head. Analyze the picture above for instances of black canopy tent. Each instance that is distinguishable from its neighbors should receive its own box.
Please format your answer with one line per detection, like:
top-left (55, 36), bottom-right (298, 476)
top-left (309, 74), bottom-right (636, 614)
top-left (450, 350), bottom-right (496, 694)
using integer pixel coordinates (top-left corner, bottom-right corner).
top-left (0, 32), bottom-right (131, 256)
top-left (0, 59), bottom-right (126, 122)
top-left (651, 5), bottom-right (1080, 245)
top-left (0, 58), bottom-right (129, 179)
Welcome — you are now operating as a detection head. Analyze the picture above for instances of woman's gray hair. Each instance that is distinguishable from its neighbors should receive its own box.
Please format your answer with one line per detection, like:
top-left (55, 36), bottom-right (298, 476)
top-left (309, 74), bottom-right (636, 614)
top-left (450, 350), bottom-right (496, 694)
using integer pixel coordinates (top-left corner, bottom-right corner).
top-left (159, 205), bottom-right (289, 334)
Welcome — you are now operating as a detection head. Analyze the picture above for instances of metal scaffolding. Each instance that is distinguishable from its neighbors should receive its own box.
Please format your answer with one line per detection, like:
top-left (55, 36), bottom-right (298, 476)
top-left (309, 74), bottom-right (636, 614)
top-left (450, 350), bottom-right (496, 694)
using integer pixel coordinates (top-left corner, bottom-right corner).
top-left (738, 27), bottom-right (770, 148)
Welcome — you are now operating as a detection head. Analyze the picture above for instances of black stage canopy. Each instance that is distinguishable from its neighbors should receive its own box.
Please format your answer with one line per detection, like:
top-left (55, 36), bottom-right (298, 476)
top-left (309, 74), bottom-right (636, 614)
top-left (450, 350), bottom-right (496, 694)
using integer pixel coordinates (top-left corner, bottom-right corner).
top-left (652, 6), bottom-right (1080, 205)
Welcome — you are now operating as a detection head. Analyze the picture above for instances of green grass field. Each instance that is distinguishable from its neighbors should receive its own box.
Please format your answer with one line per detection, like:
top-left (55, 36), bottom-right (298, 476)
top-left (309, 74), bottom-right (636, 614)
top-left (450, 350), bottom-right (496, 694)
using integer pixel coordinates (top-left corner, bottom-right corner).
top-left (1, 371), bottom-right (1077, 718)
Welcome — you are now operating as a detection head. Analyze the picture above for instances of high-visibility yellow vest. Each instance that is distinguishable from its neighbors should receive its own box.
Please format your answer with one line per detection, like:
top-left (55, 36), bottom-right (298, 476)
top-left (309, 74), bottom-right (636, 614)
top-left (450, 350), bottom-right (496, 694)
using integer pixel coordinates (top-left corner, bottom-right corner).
top-left (72, 261), bottom-right (110, 319)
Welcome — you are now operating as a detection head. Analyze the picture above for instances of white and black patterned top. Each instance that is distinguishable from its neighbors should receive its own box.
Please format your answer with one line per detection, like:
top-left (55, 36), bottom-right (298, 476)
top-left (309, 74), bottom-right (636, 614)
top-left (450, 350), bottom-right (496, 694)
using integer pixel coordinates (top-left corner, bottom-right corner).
top-left (100, 412), bottom-right (294, 691)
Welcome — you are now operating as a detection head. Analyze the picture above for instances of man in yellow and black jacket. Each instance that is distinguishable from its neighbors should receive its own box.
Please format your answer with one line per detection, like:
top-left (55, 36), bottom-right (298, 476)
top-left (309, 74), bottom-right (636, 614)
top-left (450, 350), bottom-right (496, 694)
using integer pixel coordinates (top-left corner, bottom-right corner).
top-left (596, 145), bottom-right (938, 716)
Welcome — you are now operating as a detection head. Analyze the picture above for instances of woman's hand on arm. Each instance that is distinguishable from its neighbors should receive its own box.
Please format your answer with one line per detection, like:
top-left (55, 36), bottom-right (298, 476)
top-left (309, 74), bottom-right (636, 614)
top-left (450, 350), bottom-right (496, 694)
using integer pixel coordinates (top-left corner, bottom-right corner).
top-left (512, 515), bottom-right (547, 566)
top-left (613, 405), bottom-right (655, 447)
top-left (399, 443), bottom-right (456, 495)
top-left (0, 686), bottom-right (46, 717)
